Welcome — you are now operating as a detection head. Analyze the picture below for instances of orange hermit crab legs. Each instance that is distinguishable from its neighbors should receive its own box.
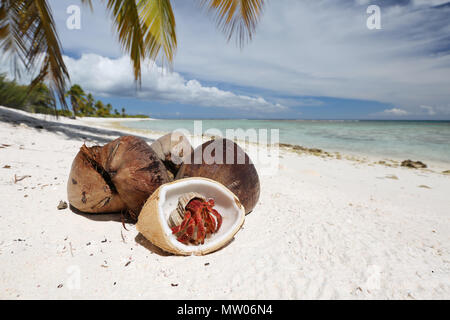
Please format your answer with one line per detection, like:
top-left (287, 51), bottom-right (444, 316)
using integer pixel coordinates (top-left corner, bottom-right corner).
top-left (171, 198), bottom-right (223, 244)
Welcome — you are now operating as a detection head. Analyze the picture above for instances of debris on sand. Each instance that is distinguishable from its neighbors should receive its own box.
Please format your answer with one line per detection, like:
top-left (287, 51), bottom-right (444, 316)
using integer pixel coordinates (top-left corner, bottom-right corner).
top-left (401, 160), bottom-right (427, 169)
top-left (57, 201), bottom-right (68, 210)
top-left (385, 174), bottom-right (399, 180)
top-left (14, 174), bottom-right (31, 183)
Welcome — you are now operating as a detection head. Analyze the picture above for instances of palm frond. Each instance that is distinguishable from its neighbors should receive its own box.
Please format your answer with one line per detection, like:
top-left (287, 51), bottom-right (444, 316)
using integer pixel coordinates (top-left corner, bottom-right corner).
top-left (80, 0), bottom-right (93, 11)
top-left (106, 0), bottom-right (146, 83)
top-left (138, 0), bottom-right (176, 68)
top-left (31, 0), bottom-right (68, 106)
top-left (0, 0), bottom-right (68, 108)
top-left (200, 0), bottom-right (265, 47)
top-left (106, 0), bottom-right (177, 83)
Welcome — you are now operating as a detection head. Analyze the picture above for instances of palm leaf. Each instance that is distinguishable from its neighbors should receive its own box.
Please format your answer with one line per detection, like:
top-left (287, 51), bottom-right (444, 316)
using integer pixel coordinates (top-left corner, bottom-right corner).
top-left (0, 0), bottom-right (68, 108)
top-left (200, 0), bottom-right (265, 47)
top-left (106, 0), bottom-right (145, 83)
top-left (30, 0), bottom-right (68, 107)
top-left (106, 0), bottom-right (176, 83)
top-left (80, 0), bottom-right (93, 11)
top-left (138, 0), bottom-right (176, 68)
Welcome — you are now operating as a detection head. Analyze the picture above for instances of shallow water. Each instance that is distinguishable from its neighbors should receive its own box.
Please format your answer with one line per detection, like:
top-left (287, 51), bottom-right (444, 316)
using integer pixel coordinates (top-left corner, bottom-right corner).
top-left (121, 119), bottom-right (450, 165)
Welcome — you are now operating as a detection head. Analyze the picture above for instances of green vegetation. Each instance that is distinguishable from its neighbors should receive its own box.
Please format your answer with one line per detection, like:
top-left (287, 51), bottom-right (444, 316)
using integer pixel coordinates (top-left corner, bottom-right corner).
top-left (0, 75), bottom-right (149, 118)
top-left (63, 83), bottom-right (149, 118)
top-left (0, 74), bottom-right (62, 115)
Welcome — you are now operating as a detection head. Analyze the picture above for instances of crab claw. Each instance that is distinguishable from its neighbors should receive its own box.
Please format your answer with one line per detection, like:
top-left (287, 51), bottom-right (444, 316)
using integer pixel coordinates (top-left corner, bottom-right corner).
top-left (185, 217), bottom-right (195, 237)
top-left (203, 209), bottom-right (217, 234)
top-left (196, 222), bottom-right (206, 244)
top-left (171, 211), bottom-right (192, 234)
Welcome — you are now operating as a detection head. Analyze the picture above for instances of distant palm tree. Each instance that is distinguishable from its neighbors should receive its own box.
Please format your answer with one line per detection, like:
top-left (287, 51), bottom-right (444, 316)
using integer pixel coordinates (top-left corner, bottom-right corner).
top-left (0, 0), bottom-right (265, 110)
top-left (95, 100), bottom-right (107, 117)
top-left (84, 93), bottom-right (95, 116)
top-left (106, 103), bottom-right (113, 114)
top-left (65, 84), bottom-right (86, 117)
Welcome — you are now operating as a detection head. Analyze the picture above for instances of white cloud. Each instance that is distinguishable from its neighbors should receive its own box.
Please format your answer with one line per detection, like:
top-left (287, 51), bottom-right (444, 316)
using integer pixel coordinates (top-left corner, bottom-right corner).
top-left (412, 0), bottom-right (449, 6)
top-left (383, 108), bottom-right (409, 115)
top-left (63, 54), bottom-right (286, 112)
top-left (172, 0), bottom-right (450, 114)
top-left (420, 105), bottom-right (436, 115)
top-left (29, 0), bottom-right (450, 118)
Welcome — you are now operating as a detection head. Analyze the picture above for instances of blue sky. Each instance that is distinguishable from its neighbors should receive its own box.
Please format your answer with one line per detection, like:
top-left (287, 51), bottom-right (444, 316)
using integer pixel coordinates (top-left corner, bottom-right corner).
top-left (39, 1), bottom-right (450, 119)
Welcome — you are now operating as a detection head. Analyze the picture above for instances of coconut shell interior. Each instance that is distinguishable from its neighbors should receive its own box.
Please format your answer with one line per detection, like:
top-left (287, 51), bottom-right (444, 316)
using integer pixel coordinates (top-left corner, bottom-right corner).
top-left (150, 132), bottom-right (193, 180)
top-left (137, 178), bottom-right (245, 255)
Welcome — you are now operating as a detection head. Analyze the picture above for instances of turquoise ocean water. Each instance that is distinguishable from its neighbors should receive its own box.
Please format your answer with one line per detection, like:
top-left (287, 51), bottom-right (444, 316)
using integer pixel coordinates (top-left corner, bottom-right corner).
top-left (121, 120), bottom-right (450, 165)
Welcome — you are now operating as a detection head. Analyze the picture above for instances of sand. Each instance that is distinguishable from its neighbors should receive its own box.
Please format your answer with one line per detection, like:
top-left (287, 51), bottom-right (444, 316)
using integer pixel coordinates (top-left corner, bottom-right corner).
top-left (0, 106), bottom-right (449, 299)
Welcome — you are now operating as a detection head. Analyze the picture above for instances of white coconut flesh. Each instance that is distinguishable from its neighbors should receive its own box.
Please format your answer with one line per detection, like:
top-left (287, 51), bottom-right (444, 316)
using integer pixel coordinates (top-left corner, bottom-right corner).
top-left (138, 178), bottom-right (245, 255)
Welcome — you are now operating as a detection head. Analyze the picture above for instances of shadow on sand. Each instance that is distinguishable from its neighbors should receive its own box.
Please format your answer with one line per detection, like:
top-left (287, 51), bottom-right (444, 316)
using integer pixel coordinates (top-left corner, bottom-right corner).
top-left (69, 205), bottom-right (172, 257)
top-left (0, 106), bottom-right (155, 145)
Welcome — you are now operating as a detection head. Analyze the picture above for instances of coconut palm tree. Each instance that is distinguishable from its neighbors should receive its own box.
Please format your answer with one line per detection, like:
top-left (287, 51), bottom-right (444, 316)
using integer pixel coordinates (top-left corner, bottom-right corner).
top-left (0, 0), bottom-right (265, 110)
top-left (65, 84), bottom-right (86, 117)
top-left (95, 100), bottom-right (107, 117)
top-left (84, 93), bottom-right (95, 116)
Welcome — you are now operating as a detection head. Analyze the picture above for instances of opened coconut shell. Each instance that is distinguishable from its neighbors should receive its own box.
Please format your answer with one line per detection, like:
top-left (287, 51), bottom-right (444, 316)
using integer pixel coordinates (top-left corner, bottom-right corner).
top-left (137, 177), bottom-right (245, 255)
top-left (67, 136), bottom-right (170, 218)
top-left (150, 131), bottom-right (193, 180)
top-left (175, 138), bottom-right (260, 214)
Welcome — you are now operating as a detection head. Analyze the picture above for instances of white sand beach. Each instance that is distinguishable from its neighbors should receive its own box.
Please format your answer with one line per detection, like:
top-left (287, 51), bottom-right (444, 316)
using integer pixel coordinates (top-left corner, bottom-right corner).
top-left (0, 106), bottom-right (449, 299)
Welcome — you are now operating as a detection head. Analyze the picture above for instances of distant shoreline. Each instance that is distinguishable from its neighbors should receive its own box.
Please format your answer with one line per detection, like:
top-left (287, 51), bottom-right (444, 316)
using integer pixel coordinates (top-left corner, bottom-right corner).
top-left (121, 118), bottom-right (450, 122)
top-left (1, 106), bottom-right (448, 172)
top-left (103, 118), bottom-right (450, 173)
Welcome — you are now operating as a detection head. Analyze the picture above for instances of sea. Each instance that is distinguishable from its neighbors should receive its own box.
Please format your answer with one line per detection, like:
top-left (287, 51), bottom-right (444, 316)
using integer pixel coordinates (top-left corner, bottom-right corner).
top-left (120, 119), bottom-right (450, 166)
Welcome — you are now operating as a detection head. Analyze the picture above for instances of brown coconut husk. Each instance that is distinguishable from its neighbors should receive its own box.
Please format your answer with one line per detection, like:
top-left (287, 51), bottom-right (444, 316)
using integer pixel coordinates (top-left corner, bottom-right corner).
top-left (150, 131), bottom-right (193, 180)
top-left (175, 138), bottom-right (260, 214)
top-left (67, 145), bottom-right (126, 214)
top-left (67, 136), bottom-right (170, 219)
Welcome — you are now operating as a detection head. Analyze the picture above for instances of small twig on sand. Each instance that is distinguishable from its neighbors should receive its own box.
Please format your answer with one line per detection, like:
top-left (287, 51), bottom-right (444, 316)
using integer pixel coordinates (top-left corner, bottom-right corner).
top-left (121, 229), bottom-right (126, 243)
top-left (69, 242), bottom-right (74, 257)
top-left (14, 174), bottom-right (31, 183)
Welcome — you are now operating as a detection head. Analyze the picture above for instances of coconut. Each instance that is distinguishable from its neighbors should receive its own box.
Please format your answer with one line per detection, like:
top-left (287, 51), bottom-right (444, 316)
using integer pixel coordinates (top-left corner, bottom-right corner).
top-left (150, 131), bottom-right (193, 180)
top-left (67, 145), bottom-right (126, 213)
top-left (175, 138), bottom-right (260, 214)
top-left (136, 178), bottom-right (245, 255)
top-left (67, 136), bottom-right (170, 218)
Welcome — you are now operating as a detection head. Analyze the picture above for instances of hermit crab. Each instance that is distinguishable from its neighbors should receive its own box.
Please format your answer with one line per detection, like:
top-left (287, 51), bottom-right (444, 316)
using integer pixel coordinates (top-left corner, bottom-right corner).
top-left (137, 178), bottom-right (245, 255)
top-left (168, 192), bottom-right (223, 245)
